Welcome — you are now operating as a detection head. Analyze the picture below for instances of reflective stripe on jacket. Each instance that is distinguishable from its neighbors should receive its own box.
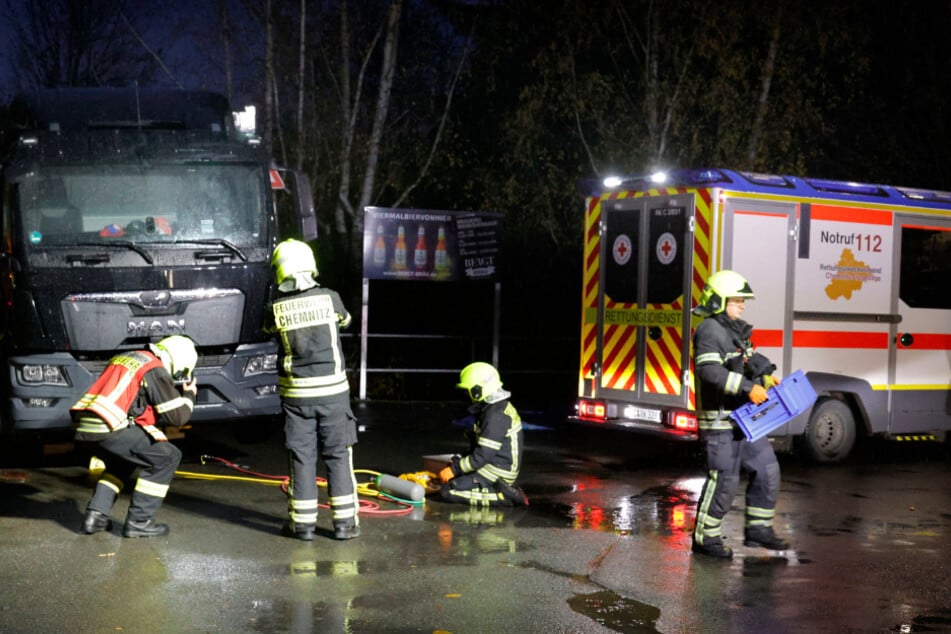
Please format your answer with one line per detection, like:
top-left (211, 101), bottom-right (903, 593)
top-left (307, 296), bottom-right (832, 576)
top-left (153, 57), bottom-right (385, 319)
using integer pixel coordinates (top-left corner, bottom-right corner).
top-left (265, 286), bottom-right (352, 401)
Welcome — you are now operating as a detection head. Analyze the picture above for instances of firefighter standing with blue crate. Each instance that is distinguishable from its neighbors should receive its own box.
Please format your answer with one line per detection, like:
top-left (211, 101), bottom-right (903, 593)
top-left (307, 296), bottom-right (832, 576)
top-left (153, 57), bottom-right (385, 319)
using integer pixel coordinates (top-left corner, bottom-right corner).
top-left (690, 270), bottom-right (791, 559)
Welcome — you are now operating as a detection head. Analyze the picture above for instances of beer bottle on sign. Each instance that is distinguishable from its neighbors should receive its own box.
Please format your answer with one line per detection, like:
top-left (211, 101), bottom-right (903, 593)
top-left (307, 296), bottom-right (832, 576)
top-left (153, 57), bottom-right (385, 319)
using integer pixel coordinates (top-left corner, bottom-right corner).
top-left (414, 225), bottom-right (428, 271)
top-left (434, 225), bottom-right (448, 272)
top-left (392, 225), bottom-right (407, 270)
top-left (373, 225), bottom-right (386, 266)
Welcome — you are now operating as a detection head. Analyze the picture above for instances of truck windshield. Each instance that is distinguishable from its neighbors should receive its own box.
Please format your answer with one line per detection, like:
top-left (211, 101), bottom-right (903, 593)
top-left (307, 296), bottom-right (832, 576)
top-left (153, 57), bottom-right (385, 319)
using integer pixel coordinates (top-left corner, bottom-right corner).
top-left (15, 164), bottom-right (267, 248)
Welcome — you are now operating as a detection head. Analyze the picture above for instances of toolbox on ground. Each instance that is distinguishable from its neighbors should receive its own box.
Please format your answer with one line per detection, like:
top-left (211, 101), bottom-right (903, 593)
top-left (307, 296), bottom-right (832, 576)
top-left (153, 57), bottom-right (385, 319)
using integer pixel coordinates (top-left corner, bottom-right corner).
top-left (731, 370), bottom-right (818, 442)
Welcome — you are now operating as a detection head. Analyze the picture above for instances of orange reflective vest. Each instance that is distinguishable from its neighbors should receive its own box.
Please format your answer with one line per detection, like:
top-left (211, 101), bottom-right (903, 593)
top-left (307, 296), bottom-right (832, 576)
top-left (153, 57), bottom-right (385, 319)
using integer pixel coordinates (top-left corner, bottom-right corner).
top-left (71, 351), bottom-right (165, 432)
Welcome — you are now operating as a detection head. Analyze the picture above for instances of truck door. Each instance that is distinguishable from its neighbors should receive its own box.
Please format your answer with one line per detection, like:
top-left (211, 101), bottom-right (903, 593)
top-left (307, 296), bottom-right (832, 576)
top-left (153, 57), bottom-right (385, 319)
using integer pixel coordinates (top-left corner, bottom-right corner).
top-left (891, 215), bottom-right (951, 433)
top-left (596, 193), bottom-right (694, 409)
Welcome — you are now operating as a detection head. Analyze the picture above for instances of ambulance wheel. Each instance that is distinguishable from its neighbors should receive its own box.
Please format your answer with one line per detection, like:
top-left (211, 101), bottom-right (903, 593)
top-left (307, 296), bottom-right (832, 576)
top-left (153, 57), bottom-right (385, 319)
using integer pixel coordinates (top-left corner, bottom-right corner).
top-left (797, 397), bottom-right (855, 464)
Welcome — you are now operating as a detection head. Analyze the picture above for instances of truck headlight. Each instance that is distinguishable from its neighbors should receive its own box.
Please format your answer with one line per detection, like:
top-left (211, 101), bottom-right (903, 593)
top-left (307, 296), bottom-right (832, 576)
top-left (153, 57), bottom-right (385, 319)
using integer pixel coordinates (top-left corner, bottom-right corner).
top-left (19, 364), bottom-right (69, 386)
top-left (243, 353), bottom-right (277, 377)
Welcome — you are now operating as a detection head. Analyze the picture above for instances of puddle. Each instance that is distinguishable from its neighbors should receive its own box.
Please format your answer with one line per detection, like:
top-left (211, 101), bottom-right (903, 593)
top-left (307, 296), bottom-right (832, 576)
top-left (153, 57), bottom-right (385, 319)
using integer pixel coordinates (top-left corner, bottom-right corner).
top-left (568, 589), bottom-right (661, 633)
top-left (522, 483), bottom-right (695, 535)
top-left (891, 607), bottom-right (951, 632)
top-left (247, 597), bottom-right (354, 633)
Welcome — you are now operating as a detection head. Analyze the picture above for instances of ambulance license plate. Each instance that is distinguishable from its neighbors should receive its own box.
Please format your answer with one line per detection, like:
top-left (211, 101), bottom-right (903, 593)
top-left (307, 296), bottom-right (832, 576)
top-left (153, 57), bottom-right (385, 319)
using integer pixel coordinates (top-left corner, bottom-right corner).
top-left (623, 405), bottom-right (661, 423)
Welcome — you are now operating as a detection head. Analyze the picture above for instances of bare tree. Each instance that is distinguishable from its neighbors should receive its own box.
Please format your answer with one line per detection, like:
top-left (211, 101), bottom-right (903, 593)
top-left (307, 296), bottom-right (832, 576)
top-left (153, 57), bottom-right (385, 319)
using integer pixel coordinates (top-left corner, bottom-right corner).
top-left (351, 0), bottom-right (402, 254)
top-left (295, 0), bottom-right (307, 170)
top-left (218, 0), bottom-right (234, 104)
top-left (3, 0), bottom-right (159, 90)
top-left (746, 9), bottom-right (782, 163)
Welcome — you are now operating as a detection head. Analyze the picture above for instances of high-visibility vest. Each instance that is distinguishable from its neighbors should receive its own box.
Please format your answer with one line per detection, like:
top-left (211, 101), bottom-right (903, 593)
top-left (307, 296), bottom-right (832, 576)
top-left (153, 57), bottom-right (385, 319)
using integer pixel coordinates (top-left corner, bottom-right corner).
top-left (71, 351), bottom-right (164, 431)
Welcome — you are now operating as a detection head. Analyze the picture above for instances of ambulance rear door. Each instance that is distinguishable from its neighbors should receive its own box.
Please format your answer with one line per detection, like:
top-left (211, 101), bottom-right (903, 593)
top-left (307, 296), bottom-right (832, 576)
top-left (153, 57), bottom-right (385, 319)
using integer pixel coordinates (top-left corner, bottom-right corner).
top-left (596, 193), bottom-right (695, 420)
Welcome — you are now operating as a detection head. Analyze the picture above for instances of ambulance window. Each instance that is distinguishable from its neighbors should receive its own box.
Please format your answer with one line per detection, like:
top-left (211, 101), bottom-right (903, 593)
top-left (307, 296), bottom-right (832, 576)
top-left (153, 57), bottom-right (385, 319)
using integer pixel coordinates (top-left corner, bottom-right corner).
top-left (646, 205), bottom-right (686, 304)
top-left (899, 227), bottom-right (951, 309)
top-left (603, 202), bottom-right (640, 304)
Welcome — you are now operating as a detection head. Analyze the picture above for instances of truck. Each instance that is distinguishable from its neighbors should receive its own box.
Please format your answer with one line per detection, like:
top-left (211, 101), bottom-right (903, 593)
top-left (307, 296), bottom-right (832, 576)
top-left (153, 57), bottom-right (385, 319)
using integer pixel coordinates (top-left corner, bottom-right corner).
top-left (0, 87), bottom-right (317, 440)
top-left (570, 168), bottom-right (951, 462)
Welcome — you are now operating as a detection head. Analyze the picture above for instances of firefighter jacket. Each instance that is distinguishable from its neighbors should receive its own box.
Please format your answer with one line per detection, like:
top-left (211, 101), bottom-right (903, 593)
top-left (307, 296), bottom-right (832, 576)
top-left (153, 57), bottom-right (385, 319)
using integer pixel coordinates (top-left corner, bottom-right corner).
top-left (71, 350), bottom-right (195, 440)
top-left (450, 394), bottom-right (523, 485)
top-left (693, 313), bottom-right (775, 431)
top-left (264, 285), bottom-right (352, 402)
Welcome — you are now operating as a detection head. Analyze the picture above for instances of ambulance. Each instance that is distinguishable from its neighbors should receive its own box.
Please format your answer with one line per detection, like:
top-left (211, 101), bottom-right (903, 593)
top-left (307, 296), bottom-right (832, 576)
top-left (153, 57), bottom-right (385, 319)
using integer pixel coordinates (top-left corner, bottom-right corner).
top-left (570, 168), bottom-right (951, 462)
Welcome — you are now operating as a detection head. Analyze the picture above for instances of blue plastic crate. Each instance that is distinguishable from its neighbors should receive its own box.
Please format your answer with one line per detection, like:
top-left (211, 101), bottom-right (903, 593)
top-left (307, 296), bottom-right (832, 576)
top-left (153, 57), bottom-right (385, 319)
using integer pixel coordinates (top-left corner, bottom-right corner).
top-left (731, 370), bottom-right (818, 442)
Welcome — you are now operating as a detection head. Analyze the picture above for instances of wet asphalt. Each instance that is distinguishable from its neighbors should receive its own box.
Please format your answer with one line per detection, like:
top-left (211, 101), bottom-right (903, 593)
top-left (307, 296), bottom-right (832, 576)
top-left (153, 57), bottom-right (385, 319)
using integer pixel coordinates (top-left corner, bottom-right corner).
top-left (1, 400), bottom-right (950, 633)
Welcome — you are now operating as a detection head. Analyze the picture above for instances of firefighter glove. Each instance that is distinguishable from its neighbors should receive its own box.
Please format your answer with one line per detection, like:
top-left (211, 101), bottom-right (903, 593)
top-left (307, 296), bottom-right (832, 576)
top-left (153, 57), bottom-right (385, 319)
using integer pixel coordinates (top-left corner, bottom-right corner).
top-left (763, 375), bottom-right (781, 389)
top-left (439, 466), bottom-right (455, 484)
top-left (749, 384), bottom-right (769, 405)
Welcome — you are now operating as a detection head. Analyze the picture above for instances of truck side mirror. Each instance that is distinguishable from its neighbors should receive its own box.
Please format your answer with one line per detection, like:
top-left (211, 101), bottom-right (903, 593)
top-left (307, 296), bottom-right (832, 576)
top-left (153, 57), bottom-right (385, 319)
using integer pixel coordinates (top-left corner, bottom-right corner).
top-left (274, 168), bottom-right (317, 242)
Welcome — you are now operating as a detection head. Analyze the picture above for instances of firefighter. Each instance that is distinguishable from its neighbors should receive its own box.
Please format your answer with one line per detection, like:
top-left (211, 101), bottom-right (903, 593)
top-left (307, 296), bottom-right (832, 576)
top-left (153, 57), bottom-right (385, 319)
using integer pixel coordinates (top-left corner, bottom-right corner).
top-left (438, 362), bottom-right (529, 507)
top-left (690, 270), bottom-right (791, 558)
top-left (71, 335), bottom-right (197, 538)
top-left (265, 239), bottom-right (359, 541)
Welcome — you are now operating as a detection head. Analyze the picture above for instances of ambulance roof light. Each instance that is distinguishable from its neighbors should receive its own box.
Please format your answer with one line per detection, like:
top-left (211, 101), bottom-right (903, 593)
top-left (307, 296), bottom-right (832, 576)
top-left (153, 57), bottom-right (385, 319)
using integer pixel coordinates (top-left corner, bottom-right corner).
top-left (602, 170), bottom-right (667, 190)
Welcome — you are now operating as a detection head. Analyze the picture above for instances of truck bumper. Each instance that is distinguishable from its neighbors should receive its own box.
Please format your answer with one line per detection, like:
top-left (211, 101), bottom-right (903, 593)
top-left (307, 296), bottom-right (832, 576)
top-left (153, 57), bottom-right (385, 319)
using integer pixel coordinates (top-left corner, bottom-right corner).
top-left (4, 342), bottom-right (281, 433)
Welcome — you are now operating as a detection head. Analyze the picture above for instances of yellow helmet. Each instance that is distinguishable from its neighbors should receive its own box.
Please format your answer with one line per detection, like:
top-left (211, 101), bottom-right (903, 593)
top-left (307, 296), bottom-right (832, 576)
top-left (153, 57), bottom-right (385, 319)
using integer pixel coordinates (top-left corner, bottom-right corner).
top-left (695, 270), bottom-right (754, 315)
top-left (457, 362), bottom-right (503, 402)
top-left (150, 335), bottom-right (198, 382)
top-left (271, 239), bottom-right (317, 289)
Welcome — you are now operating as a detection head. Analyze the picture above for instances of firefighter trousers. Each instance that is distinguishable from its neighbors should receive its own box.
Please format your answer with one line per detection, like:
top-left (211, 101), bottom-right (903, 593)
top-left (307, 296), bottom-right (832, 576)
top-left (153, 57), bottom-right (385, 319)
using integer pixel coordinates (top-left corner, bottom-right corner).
top-left (283, 393), bottom-right (359, 530)
top-left (79, 426), bottom-right (182, 523)
top-left (693, 429), bottom-right (780, 544)
top-left (438, 472), bottom-right (518, 507)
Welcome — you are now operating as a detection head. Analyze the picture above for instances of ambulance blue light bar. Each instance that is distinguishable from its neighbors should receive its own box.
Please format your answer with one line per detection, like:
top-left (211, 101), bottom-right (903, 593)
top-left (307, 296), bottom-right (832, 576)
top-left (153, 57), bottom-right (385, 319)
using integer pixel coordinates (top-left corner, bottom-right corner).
top-left (804, 177), bottom-right (886, 197)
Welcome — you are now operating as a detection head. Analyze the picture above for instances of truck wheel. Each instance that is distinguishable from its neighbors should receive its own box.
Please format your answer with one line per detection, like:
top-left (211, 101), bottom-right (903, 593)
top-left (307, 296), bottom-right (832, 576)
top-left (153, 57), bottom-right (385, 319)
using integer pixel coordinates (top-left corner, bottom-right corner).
top-left (797, 398), bottom-right (856, 464)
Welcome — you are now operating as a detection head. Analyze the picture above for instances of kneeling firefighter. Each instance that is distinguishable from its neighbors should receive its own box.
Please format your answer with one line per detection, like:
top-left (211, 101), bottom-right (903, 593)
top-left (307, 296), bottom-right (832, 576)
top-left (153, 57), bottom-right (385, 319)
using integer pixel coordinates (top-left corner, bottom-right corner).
top-left (71, 335), bottom-right (198, 538)
top-left (438, 362), bottom-right (528, 507)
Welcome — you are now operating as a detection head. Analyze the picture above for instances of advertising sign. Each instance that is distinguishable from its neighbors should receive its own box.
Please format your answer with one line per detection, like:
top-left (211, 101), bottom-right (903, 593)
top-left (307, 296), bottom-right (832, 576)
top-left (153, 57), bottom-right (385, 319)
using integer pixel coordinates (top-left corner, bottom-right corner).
top-left (362, 207), bottom-right (502, 281)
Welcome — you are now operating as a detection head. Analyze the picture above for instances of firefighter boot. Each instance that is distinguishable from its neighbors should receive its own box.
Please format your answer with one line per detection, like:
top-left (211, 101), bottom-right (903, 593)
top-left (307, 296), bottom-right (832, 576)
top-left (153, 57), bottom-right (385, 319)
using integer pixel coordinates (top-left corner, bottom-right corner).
top-left (497, 480), bottom-right (530, 506)
top-left (333, 520), bottom-right (361, 540)
top-left (744, 526), bottom-right (790, 550)
top-left (691, 537), bottom-right (734, 559)
top-left (123, 518), bottom-right (170, 538)
top-left (82, 510), bottom-right (113, 534)
top-left (282, 523), bottom-right (315, 542)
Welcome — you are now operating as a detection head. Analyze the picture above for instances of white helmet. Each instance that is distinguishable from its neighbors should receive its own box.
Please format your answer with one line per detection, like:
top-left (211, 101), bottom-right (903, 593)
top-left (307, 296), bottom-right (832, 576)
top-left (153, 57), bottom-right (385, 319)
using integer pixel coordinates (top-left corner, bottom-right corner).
top-left (149, 335), bottom-right (198, 382)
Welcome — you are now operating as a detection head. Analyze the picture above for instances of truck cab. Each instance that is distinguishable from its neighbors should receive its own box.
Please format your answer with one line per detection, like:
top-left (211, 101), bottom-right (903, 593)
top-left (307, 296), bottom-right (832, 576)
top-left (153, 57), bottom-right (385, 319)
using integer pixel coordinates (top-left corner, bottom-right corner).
top-left (0, 88), bottom-right (316, 436)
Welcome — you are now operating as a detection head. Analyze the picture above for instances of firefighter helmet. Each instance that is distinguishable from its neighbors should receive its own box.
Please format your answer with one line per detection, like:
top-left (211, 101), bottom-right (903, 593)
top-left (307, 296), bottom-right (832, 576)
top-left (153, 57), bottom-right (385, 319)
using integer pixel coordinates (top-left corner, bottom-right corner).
top-left (150, 335), bottom-right (198, 382)
top-left (696, 270), bottom-right (755, 315)
top-left (457, 362), bottom-right (503, 403)
top-left (271, 239), bottom-right (318, 290)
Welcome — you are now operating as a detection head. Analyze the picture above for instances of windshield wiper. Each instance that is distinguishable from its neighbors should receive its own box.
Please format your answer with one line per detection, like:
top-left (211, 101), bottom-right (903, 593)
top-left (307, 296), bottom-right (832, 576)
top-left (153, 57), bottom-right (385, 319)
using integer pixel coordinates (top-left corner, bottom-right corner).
top-left (74, 241), bottom-right (154, 264)
top-left (173, 238), bottom-right (248, 262)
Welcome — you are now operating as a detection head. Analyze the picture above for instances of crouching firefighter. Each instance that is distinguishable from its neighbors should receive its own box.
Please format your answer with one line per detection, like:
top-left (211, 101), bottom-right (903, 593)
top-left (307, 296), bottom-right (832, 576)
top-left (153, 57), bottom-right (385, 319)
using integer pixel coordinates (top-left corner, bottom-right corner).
top-left (690, 270), bottom-right (790, 559)
top-left (438, 362), bottom-right (529, 507)
top-left (71, 335), bottom-right (198, 538)
top-left (265, 239), bottom-right (360, 541)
